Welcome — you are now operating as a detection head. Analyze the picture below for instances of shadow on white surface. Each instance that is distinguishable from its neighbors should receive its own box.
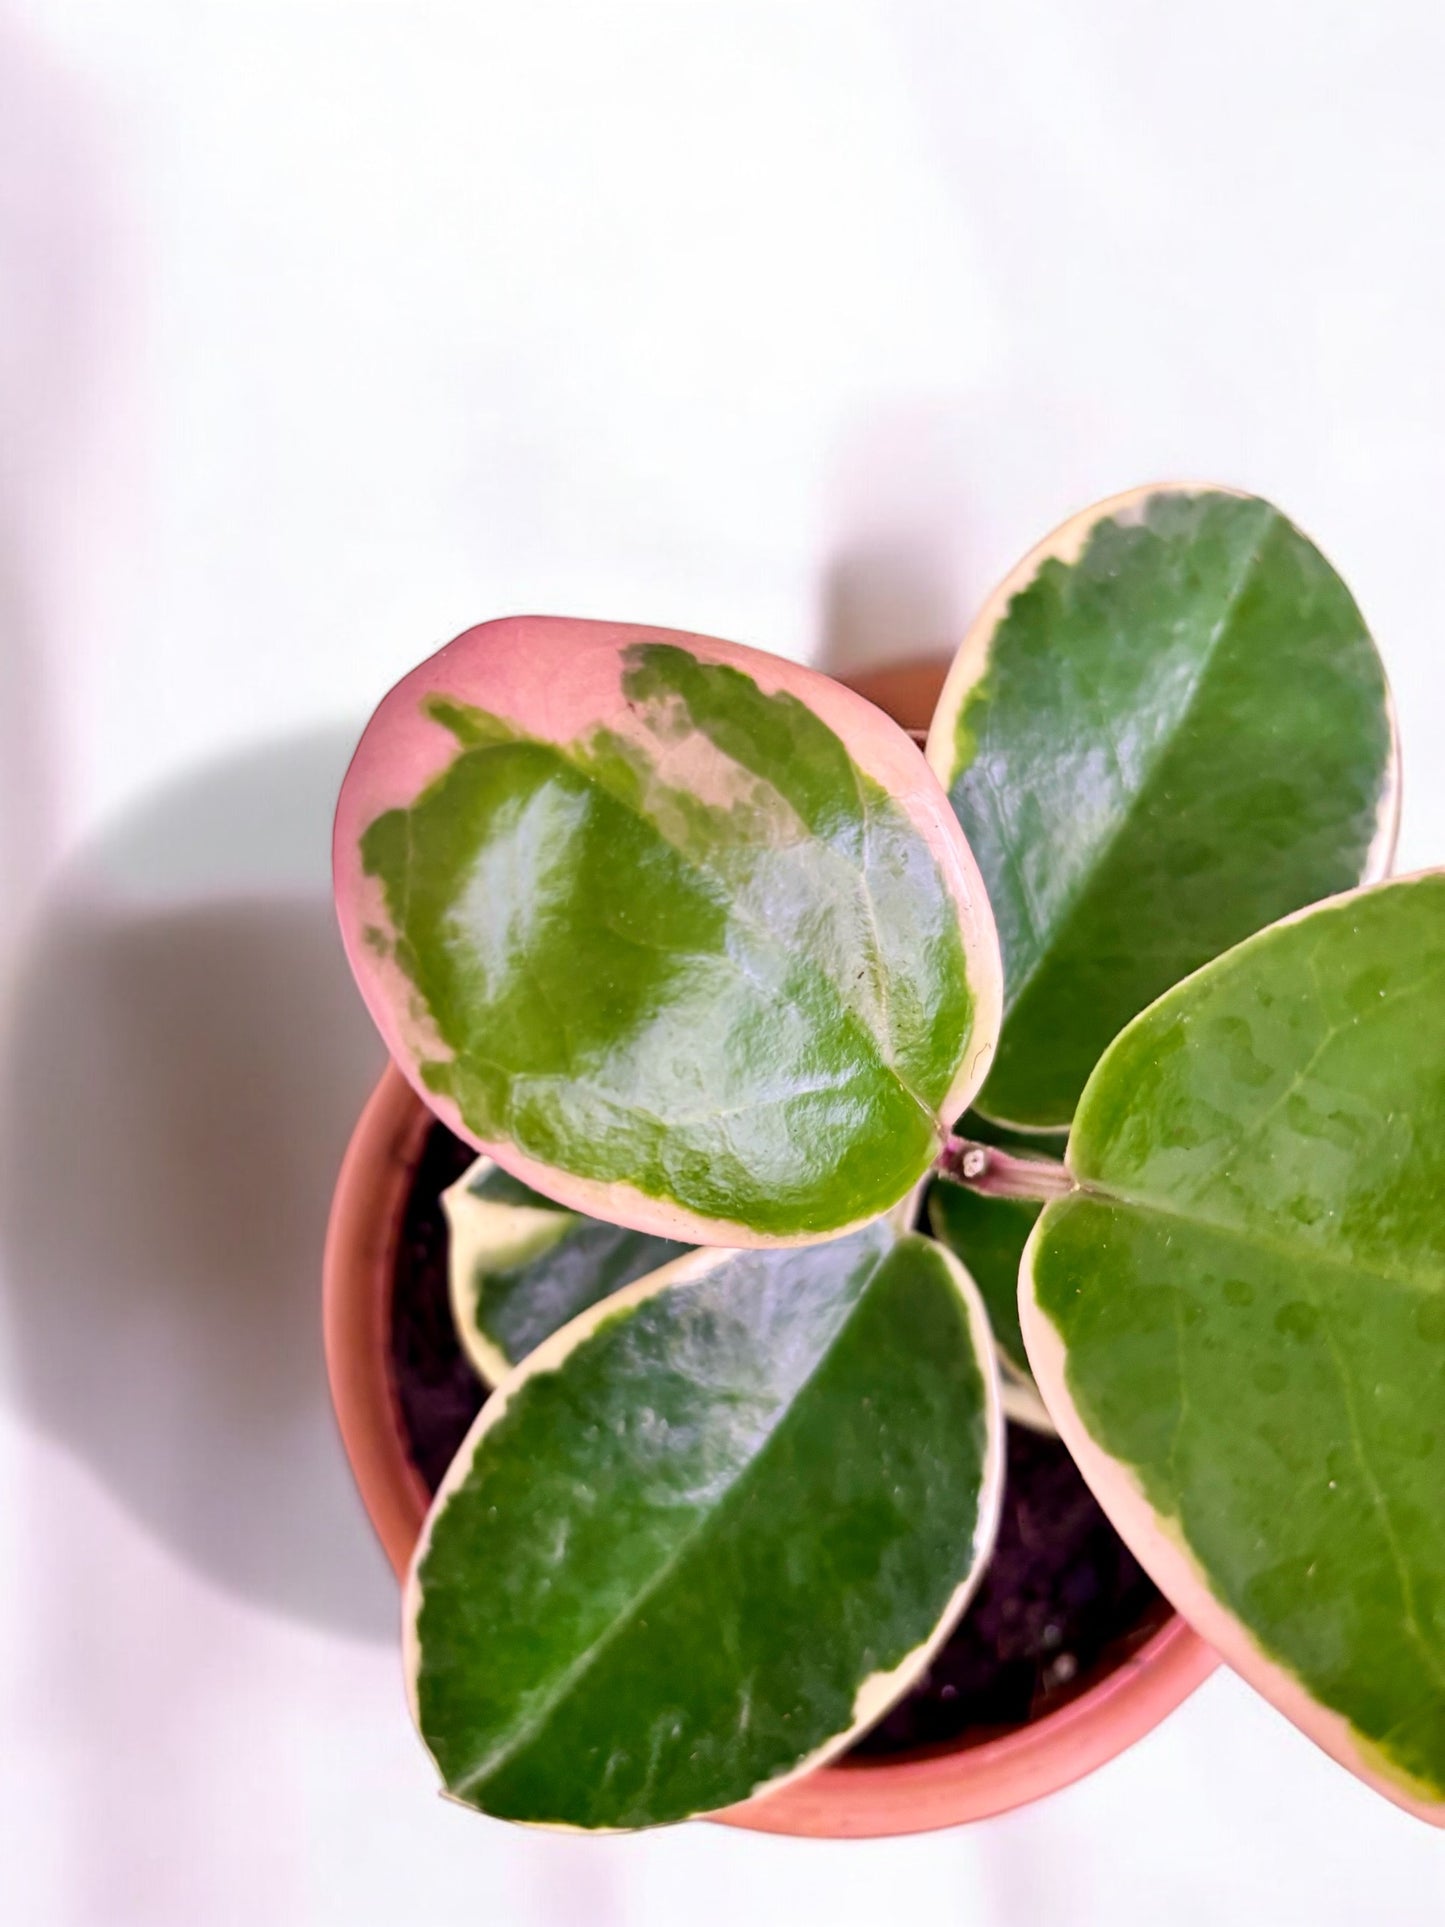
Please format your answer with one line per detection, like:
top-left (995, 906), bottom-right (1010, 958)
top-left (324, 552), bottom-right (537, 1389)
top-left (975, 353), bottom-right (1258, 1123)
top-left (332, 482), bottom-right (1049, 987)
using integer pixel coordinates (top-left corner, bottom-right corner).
top-left (817, 534), bottom-right (963, 680)
top-left (0, 731), bottom-right (395, 1639)
top-left (0, 5), bottom-right (119, 947)
top-left (816, 401), bottom-right (981, 677)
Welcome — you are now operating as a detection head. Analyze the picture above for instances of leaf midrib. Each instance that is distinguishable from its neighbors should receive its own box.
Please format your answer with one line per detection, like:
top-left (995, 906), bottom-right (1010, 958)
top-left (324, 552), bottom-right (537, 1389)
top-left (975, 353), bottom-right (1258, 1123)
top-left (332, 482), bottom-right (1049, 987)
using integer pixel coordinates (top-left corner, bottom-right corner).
top-left (988, 500), bottom-right (1280, 1019)
top-left (443, 1240), bottom-right (968, 1805)
top-left (445, 1252), bottom-right (878, 1801)
top-left (1067, 1176), bottom-right (1445, 1302)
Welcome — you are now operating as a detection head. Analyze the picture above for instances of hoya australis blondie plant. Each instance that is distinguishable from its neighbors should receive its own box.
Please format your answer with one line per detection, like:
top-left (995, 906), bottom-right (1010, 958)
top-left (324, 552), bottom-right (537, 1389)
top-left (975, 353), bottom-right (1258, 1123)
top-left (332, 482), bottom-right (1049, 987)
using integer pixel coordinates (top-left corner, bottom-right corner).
top-left (336, 485), bottom-right (1443, 1832)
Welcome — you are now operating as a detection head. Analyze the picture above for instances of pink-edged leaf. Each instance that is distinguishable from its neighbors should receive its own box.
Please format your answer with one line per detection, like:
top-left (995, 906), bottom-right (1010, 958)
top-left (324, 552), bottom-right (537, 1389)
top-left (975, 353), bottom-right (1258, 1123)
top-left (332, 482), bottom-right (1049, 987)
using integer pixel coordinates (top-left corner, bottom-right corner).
top-left (337, 618), bottom-right (1001, 1244)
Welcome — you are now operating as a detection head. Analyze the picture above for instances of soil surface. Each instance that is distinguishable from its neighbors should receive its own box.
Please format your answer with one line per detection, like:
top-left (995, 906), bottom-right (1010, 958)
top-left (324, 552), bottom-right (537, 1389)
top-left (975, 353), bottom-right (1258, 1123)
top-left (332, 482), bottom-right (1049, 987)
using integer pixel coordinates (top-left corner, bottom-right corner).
top-left (389, 1121), bottom-right (1168, 1755)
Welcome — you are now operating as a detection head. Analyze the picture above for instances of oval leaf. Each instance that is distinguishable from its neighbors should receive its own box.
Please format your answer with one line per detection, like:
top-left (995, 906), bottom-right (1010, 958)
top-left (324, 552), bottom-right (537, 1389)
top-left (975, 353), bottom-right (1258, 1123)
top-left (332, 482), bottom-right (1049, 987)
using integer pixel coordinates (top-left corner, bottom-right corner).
top-left (1023, 873), bottom-right (1445, 1824)
top-left (443, 1156), bottom-right (690, 1382)
top-left (405, 1223), bottom-right (1003, 1830)
top-left (337, 619), bottom-right (1002, 1243)
top-left (928, 486), bottom-right (1398, 1128)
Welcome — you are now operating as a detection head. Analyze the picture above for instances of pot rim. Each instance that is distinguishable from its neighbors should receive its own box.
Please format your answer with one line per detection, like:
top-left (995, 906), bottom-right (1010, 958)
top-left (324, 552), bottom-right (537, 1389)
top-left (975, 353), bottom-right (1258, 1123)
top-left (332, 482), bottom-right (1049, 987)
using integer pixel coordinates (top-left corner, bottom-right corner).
top-left (323, 1062), bottom-right (1217, 1840)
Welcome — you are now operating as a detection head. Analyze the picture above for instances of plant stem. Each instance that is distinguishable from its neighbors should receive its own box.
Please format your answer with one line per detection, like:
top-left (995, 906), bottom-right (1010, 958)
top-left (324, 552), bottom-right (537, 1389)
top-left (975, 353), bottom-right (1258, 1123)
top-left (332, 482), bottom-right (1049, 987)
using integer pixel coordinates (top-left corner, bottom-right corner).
top-left (935, 1137), bottom-right (1077, 1202)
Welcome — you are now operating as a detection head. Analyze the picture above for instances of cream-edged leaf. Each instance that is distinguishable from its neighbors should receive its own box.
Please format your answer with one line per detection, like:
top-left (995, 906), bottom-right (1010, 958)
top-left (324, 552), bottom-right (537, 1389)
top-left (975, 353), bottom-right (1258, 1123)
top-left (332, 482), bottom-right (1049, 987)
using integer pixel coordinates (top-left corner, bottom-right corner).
top-left (929, 486), bottom-right (1397, 1128)
top-left (1024, 873), bottom-right (1445, 1824)
top-left (406, 1223), bottom-right (1003, 1830)
top-left (443, 1157), bottom-right (690, 1382)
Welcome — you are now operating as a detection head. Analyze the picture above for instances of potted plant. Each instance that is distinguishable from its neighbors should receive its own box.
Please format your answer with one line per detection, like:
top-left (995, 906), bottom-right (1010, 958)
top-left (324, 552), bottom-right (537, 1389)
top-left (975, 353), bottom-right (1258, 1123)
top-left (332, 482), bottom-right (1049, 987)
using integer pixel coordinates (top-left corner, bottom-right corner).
top-left (325, 484), bottom-right (1442, 1837)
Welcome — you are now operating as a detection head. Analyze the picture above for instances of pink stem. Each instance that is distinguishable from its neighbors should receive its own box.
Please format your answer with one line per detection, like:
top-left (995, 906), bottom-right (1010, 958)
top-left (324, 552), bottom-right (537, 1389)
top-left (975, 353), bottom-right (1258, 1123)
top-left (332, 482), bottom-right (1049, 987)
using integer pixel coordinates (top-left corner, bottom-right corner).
top-left (936, 1138), bottom-right (1076, 1202)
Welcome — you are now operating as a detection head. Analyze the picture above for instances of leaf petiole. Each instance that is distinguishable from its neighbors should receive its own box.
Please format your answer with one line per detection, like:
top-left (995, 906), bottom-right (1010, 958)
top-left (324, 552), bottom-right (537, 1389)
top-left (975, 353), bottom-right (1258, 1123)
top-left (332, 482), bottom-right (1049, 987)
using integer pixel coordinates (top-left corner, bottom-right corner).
top-left (937, 1138), bottom-right (1077, 1203)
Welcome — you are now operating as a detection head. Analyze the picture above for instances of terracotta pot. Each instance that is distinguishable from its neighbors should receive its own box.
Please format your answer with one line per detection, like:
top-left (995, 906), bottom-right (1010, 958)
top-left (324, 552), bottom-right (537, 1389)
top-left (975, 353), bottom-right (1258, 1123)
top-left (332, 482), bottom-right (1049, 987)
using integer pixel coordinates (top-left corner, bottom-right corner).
top-left (322, 659), bottom-right (1218, 1839)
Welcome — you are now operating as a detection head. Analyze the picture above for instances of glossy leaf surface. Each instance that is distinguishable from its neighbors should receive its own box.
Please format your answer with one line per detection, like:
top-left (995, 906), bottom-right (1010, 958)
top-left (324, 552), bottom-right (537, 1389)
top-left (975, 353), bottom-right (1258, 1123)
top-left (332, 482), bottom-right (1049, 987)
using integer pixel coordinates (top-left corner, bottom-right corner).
top-left (407, 1224), bottom-right (1002, 1830)
top-left (1024, 874), bottom-right (1445, 1823)
top-left (928, 486), bottom-right (1397, 1127)
top-left (337, 619), bottom-right (1001, 1243)
top-left (443, 1156), bottom-right (690, 1382)
top-left (928, 1177), bottom-right (1040, 1380)
top-left (927, 1175), bottom-right (1056, 1433)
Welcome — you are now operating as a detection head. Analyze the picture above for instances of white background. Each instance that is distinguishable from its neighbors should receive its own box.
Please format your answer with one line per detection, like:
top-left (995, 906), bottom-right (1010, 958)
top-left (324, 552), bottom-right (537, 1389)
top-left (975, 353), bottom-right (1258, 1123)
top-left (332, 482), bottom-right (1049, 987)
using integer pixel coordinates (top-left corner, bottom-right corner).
top-left (2, 3), bottom-right (1443, 1922)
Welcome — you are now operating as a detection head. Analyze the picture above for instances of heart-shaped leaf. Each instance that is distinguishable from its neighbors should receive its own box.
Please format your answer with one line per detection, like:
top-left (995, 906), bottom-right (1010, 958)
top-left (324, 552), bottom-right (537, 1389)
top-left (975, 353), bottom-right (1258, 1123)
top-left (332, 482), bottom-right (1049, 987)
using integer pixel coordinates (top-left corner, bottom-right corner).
top-left (1023, 873), bottom-right (1445, 1823)
top-left (406, 1223), bottom-right (1002, 1830)
top-left (443, 1156), bottom-right (690, 1382)
top-left (337, 620), bottom-right (1002, 1243)
top-left (928, 486), bottom-right (1398, 1129)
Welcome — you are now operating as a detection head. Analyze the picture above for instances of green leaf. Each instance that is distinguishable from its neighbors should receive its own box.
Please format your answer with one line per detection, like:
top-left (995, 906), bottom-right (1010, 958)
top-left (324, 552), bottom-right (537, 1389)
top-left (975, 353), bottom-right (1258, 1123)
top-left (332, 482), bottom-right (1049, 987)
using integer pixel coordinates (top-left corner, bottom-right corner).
top-left (443, 1156), bottom-right (691, 1382)
top-left (924, 1111), bottom-right (1061, 1430)
top-left (337, 619), bottom-right (1002, 1244)
top-left (927, 1176), bottom-right (1047, 1410)
top-left (928, 486), bottom-right (1397, 1129)
top-left (952, 1105), bottom-right (1067, 1158)
top-left (1024, 874), bottom-right (1445, 1823)
top-left (406, 1224), bottom-right (1003, 1830)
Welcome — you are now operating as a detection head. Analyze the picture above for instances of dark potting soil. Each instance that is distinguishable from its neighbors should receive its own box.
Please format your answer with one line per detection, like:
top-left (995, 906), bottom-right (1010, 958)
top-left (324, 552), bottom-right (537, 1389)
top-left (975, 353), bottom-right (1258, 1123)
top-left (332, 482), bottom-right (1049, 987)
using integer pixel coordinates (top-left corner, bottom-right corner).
top-left (389, 1120), bottom-right (1168, 1756)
